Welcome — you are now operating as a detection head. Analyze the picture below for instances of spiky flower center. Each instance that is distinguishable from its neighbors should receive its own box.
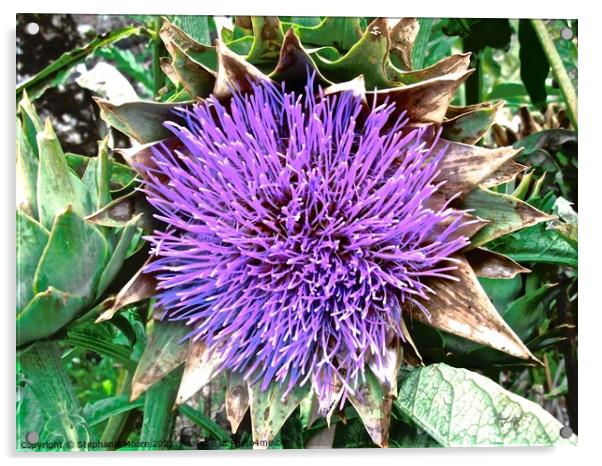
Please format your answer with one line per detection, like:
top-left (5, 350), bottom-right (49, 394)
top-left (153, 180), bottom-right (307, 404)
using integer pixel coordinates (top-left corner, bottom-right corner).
top-left (143, 79), bottom-right (469, 407)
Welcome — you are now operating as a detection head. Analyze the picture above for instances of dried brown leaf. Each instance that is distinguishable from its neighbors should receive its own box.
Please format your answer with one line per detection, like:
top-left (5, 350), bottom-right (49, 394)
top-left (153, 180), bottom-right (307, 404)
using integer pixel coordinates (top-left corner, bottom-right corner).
top-left (411, 255), bottom-right (539, 362)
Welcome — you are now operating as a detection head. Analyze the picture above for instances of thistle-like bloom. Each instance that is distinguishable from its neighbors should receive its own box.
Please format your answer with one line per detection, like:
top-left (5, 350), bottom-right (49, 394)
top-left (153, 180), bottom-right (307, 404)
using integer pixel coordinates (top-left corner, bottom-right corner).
top-left (143, 78), bottom-right (470, 408)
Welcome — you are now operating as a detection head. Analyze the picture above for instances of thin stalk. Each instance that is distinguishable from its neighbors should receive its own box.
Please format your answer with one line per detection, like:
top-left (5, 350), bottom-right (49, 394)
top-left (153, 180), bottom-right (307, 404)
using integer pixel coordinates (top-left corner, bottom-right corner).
top-left (100, 368), bottom-right (132, 445)
top-left (19, 341), bottom-right (90, 450)
top-left (531, 19), bottom-right (578, 129)
top-left (152, 16), bottom-right (164, 99)
top-left (140, 367), bottom-right (183, 449)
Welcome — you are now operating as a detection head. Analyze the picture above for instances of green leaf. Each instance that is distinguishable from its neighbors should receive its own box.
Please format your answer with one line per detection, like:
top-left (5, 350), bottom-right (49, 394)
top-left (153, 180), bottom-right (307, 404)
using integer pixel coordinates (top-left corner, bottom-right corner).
top-left (502, 284), bottom-right (556, 341)
top-left (411, 18), bottom-right (435, 70)
top-left (18, 341), bottom-right (91, 450)
top-left (96, 215), bottom-right (141, 299)
top-left (179, 403), bottom-right (232, 443)
top-left (249, 378), bottom-right (311, 448)
top-left (17, 287), bottom-right (84, 346)
top-left (489, 223), bottom-right (577, 268)
top-left (461, 187), bottom-right (553, 248)
top-left (66, 152), bottom-right (137, 192)
top-left (479, 275), bottom-right (523, 312)
top-left (16, 119), bottom-right (38, 218)
top-left (34, 207), bottom-right (109, 300)
top-left (295, 17), bottom-right (362, 53)
top-left (514, 129), bottom-right (577, 156)
top-left (280, 408), bottom-right (304, 448)
top-left (83, 394), bottom-right (144, 427)
top-left (246, 17), bottom-right (285, 71)
top-left (96, 138), bottom-right (113, 210)
top-left (16, 383), bottom-right (45, 450)
top-left (18, 92), bottom-right (44, 156)
top-left (131, 320), bottom-right (189, 399)
top-left (140, 367), bottom-right (183, 450)
top-left (16, 25), bottom-right (145, 100)
top-left (397, 364), bottom-right (576, 446)
top-left (95, 47), bottom-right (154, 94)
top-left (313, 18), bottom-right (393, 89)
top-left (442, 101), bottom-right (503, 144)
top-left (519, 19), bottom-right (550, 107)
top-left (36, 119), bottom-right (87, 229)
top-left (171, 15), bottom-right (212, 44)
top-left (16, 210), bottom-right (48, 312)
top-left (95, 99), bottom-right (187, 143)
top-left (64, 326), bottom-right (137, 371)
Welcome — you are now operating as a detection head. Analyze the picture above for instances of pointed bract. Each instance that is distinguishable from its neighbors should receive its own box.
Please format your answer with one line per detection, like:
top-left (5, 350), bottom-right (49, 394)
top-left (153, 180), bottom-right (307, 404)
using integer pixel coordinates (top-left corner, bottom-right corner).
top-left (175, 340), bottom-right (223, 405)
top-left (411, 255), bottom-right (539, 363)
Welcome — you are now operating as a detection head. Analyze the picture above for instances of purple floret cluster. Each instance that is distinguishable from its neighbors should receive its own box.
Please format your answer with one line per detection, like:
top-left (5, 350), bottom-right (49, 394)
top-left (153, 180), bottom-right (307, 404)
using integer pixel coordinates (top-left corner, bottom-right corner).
top-left (142, 78), bottom-right (469, 410)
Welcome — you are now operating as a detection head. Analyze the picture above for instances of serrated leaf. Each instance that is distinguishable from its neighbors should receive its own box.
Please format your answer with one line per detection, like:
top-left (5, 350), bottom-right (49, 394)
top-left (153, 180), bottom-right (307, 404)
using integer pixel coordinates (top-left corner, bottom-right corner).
top-left (460, 187), bottom-right (554, 248)
top-left (130, 320), bottom-right (189, 400)
top-left (34, 207), bottom-right (108, 300)
top-left (396, 364), bottom-right (576, 446)
top-left (490, 222), bottom-right (577, 268)
top-left (36, 119), bottom-right (86, 229)
top-left (513, 128), bottom-right (577, 156)
top-left (249, 379), bottom-right (311, 449)
top-left (16, 210), bottom-right (48, 312)
top-left (17, 288), bottom-right (84, 346)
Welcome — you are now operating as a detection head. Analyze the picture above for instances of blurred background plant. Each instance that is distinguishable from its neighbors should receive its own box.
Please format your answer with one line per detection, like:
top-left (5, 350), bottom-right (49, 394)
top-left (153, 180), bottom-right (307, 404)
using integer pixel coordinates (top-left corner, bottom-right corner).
top-left (16, 15), bottom-right (577, 450)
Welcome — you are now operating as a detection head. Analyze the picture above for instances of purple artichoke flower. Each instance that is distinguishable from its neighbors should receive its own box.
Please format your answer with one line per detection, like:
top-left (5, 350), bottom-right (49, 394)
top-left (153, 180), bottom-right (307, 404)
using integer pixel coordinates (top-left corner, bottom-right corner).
top-left (141, 77), bottom-right (470, 411)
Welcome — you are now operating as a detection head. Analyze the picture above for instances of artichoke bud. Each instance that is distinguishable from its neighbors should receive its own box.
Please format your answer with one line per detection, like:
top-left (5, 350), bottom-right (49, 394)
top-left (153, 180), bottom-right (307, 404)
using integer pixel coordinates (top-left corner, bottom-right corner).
top-left (16, 93), bottom-right (140, 347)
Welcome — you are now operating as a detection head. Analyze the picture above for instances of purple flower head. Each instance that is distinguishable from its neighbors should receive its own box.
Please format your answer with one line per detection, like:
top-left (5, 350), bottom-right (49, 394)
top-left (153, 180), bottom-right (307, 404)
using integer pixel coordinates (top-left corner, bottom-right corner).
top-left (142, 77), bottom-right (470, 411)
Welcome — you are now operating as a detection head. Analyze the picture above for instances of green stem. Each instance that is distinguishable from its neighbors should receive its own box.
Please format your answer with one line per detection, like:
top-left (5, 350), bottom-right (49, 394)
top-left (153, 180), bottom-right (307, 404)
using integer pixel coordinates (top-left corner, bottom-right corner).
top-left (530, 19), bottom-right (578, 129)
top-left (100, 368), bottom-right (133, 445)
top-left (152, 17), bottom-right (164, 99)
top-left (19, 341), bottom-right (90, 451)
top-left (139, 367), bottom-right (183, 450)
